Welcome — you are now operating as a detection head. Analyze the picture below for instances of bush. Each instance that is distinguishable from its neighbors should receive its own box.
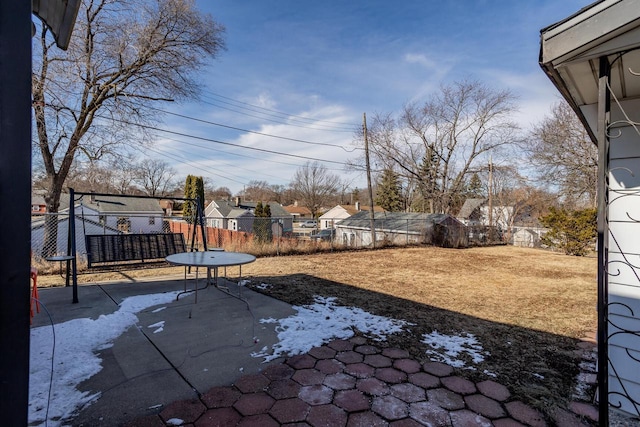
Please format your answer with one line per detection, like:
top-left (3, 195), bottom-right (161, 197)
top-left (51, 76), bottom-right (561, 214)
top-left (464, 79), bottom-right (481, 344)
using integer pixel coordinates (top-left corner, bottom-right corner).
top-left (539, 207), bottom-right (597, 256)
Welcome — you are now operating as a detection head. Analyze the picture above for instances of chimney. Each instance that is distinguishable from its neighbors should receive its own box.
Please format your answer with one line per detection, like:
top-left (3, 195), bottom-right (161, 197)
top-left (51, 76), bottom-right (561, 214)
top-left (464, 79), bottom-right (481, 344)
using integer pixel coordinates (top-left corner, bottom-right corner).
top-left (90, 191), bottom-right (95, 203)
top-left (235, 196), bottom-right (241, 207)
top-left (355, 201), bottom-right (361, 211)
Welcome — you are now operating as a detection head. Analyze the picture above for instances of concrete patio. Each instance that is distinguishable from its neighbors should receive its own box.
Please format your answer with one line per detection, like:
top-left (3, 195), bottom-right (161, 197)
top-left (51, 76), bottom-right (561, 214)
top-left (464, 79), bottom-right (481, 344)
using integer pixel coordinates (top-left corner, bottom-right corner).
top-left (29, 276), bottom-right (600, 426)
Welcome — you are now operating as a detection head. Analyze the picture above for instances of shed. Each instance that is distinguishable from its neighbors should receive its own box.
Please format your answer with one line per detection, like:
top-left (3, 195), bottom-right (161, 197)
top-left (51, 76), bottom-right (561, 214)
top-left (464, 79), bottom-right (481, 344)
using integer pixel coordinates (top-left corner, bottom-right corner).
top-left (335, 211), bottom-right (468, 248)
top-left (319, 202), bottom-right (385, 230)
top-left (540, 0), bottom-right (640, 419)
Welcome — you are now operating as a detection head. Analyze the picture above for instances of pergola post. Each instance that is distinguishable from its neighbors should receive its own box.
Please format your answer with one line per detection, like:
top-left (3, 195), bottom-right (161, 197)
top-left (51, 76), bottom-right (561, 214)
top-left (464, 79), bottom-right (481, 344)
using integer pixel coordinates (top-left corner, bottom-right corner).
top-left (596, 54), bottom-right (611, 427)
top-left (0, 2), bottom-right (33, 425)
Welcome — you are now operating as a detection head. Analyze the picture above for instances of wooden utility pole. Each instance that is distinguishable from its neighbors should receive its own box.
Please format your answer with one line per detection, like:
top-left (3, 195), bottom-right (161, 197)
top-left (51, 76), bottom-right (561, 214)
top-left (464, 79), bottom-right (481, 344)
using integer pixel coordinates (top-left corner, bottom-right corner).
top-left (488, 156), bottom-right (494, 241)
top-left (363, 113), bottom-right (376, 248)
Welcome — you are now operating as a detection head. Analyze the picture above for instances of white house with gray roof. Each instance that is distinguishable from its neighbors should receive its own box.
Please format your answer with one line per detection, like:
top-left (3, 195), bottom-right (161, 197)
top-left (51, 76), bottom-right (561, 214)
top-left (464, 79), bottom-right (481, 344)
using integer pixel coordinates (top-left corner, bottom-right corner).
top-left (205, 198), bottom-right (293, 234)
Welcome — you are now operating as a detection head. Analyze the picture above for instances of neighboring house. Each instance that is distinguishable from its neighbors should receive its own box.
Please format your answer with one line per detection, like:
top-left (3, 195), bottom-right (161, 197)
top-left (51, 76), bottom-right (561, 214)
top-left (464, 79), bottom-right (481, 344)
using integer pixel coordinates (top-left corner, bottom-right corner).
top-left (205, 197), bottom-right (294, 234)
top-left (335, 211), bottom-right (468, 248)
top-left (31, 213), bottom-right (120, 258)
top-left (31, 191), bottom-right (47, 214)
top-left (511, 227), bottom-right (547, 248)
top-left (456, 198), bottom-right (486, 226)
top-left (76, 194), bottom-right (165, 234)
top-left (159, 200), bottom-right (175, 216)
top-left (283, 202), bottom-right (312, 221)
top-left (318, 202), bottom-right (385, 230)
top-left (456, 198), bottom-right (513, 230)
top-left (32, 193), bottom-right (167, 257)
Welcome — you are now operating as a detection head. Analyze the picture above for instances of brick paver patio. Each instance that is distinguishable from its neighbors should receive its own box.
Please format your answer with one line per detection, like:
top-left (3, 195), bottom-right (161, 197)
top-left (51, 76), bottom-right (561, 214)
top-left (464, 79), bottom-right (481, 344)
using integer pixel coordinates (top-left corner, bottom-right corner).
top-left (124, 335), bottom-right (599, 426)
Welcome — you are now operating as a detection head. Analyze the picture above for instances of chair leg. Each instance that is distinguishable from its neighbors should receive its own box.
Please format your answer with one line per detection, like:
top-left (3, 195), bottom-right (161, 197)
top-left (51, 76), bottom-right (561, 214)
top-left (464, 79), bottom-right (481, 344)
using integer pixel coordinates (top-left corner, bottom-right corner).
top-left (30, 268), bottom-right (39, 321)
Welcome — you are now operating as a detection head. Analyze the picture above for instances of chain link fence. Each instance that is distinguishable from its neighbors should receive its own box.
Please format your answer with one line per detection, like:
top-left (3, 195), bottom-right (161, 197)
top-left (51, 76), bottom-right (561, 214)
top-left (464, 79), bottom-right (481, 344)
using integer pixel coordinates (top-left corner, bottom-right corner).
top-left (31, 212), bottom-right (513, 273)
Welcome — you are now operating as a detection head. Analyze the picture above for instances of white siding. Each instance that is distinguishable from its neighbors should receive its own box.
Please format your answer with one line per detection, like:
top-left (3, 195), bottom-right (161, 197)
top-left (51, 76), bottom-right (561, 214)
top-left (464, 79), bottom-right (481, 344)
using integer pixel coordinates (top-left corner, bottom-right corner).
top-left (606, 102), bottom-right (640, 414)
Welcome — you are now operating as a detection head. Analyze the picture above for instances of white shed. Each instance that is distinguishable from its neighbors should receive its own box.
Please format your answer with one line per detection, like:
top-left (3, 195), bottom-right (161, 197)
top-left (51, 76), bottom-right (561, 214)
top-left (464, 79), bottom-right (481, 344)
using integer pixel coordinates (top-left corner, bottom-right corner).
top-left (540, 0), bottom-right (640, 420)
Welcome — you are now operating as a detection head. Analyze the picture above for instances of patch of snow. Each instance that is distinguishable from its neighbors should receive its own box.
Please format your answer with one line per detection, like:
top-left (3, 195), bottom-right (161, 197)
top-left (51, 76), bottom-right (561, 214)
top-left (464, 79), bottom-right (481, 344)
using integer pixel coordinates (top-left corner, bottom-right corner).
top-left (148, 321), bottom-right (165, 334)
top-left (422, 331), bottom-right (487, 369)
top-left (254, 283), bottom-right (272, 290)
top-left (254, 296), bottom-right (409, 362)
top-left (29, 291), bottom-right (181, 427)
top-left (166, 418), bottom-right (184, 426)
top-left (237, 279), bottom-right (250, 287)
top-left (152, 306), bottom-right (167, 313)
top-left (533, 373), bottom-right (545, 380)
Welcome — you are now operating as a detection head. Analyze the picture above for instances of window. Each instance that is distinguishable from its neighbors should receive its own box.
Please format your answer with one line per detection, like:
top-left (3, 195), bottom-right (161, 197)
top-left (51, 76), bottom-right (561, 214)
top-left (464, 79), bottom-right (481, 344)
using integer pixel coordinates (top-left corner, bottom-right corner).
top-left (148, 216), bottom-right (155, 225)
top-left (117, 217), bottom-right (131, 232)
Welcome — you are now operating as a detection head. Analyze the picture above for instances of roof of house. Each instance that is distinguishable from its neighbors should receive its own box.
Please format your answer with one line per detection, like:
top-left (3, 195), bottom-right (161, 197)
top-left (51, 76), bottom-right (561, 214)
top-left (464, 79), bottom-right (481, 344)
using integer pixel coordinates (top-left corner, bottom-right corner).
top-left (81, 195), bottom-right (164, 213)
top-left (283, 204), bottom-right (312, 215)
top-left (209, 199), bottom-right (292, 218)
top-left (342, 204), bottom-right (385, 215)
top-left (228, 208), bottom-right (253, 219)
top-left (336, 211), bottom-right (465, 233)
top-left (32, 192), bottom-right (46, 206)
top-left (57, 193), bottom-right (163, 213)
top-left (456, 198), bottom-right (486, 219)
top-left (320, 204), bottom-right (385, 219)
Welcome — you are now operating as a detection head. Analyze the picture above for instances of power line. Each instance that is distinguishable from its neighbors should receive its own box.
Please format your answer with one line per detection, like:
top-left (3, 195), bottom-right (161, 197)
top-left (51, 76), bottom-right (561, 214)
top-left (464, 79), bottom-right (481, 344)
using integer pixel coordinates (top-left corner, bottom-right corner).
top-left (148, 105), bottom-right (358, 152)
top-left (202, 90), bottom-right (358, 129)
top-left (199, 98), bottom-right (356, 133)
top-left (150, 133), bottom-right (315, 169)
top-left (148, 138), bottom-right (294, 181)
top-left (132, 145), bottom-right (249, 186)
top-left (97, 115), bottom-right (350, 166)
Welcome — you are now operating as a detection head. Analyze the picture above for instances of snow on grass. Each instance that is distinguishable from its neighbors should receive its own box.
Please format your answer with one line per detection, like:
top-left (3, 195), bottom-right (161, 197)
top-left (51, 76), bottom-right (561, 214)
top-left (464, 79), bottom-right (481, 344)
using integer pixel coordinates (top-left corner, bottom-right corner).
top-left (252, 296), bottom-right (409, 362)
top-left (29, 291), bottom-right (181, 427)
top-left (422, 331), bottom-right (487, 369)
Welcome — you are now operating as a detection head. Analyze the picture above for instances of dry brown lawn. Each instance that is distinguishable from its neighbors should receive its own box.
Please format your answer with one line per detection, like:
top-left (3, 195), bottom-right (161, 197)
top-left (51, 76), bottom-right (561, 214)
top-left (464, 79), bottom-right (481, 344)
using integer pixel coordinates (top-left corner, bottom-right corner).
top-left (243, 245), bottom-right (597, 339)
top-left (39, 244), bottom-right (597, 420)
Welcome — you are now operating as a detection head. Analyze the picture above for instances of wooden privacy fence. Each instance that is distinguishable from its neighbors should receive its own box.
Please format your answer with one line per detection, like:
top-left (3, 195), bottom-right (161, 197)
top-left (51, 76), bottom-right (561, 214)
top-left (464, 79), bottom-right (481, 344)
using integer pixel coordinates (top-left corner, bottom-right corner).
top-left (168, 221), bottom-right (251, 249)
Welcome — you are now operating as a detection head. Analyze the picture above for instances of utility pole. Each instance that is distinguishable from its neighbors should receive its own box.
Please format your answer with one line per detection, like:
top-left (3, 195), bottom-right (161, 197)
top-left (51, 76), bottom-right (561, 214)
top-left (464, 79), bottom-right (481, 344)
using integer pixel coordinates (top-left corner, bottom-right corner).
top-left (363, 113), bottom-right (376, 248)
top-left (488, 156), bottom-right (494, 241)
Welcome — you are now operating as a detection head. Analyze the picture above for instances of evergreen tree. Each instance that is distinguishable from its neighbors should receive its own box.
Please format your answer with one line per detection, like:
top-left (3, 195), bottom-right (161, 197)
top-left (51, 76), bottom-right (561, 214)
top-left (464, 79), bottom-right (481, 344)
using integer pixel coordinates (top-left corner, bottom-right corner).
top-left (415, 153), bottom-right (438, 213)
top-left (183, 175), bottom-right (205, 222)
top-left (467, 173), bottom-right (483, 197)
top-left (253, 202), bottom-right (272, 242)
top-left (254, 201), bottom-right (264, 217)
top-left (375, 169), bottom-right (404, 212)
top-left (194, 176), bottom-right (205, 212)
top-left (183, 175), bottom-right (195, 221)
top-left (540, 207), bottom-right (597, 256)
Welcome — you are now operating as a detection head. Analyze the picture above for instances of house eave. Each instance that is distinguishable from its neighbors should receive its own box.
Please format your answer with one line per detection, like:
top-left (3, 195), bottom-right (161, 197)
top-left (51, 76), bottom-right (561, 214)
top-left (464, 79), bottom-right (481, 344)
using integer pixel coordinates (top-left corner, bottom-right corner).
top-left (539, 0), bottom-right (640, 141)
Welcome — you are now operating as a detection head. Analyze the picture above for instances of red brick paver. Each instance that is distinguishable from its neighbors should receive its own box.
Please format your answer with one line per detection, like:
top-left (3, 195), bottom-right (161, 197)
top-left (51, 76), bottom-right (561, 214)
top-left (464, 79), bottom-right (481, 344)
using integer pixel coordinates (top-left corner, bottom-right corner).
top-left (126, 337), bottom-right (598, 427)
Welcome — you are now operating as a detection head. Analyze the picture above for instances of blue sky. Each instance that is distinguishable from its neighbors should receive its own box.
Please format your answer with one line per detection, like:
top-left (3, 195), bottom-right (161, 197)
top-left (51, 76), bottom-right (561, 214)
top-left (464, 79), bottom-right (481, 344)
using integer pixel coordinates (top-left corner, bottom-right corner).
top-left (152, 0), bottom-right (591, 196)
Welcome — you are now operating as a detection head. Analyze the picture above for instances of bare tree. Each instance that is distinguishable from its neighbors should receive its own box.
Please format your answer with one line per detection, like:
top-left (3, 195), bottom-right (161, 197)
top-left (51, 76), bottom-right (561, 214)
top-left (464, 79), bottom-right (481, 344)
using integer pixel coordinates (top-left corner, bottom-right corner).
top-left (133, 158), bottom-right (176, 197)
top-left (204, 184), bottom-right (232, 202)
top-left (243, 180), bottom-right (275, 202)
top-left (353, 80), bottom-right (520, 214)
top-left (528, 101), bottom-right (598, 208)
top-left (32, 0), bottom-right (225, 254)
top-left (291, 161), bottom-right (341, 218)
top-left (109, 155), bottom-right (139, 194)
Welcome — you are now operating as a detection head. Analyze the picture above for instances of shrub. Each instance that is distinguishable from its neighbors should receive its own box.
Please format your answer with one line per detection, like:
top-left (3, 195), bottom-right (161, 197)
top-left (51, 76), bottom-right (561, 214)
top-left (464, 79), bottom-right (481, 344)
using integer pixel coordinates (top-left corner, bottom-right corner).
top-left (539, 207), bottom-right (597, 256)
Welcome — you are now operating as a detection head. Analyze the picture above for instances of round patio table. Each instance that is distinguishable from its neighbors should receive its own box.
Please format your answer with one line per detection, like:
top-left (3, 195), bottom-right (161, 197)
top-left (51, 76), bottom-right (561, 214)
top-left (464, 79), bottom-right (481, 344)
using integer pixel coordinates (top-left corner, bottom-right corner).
top-left (166, 250), bottom-right (256, 302)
